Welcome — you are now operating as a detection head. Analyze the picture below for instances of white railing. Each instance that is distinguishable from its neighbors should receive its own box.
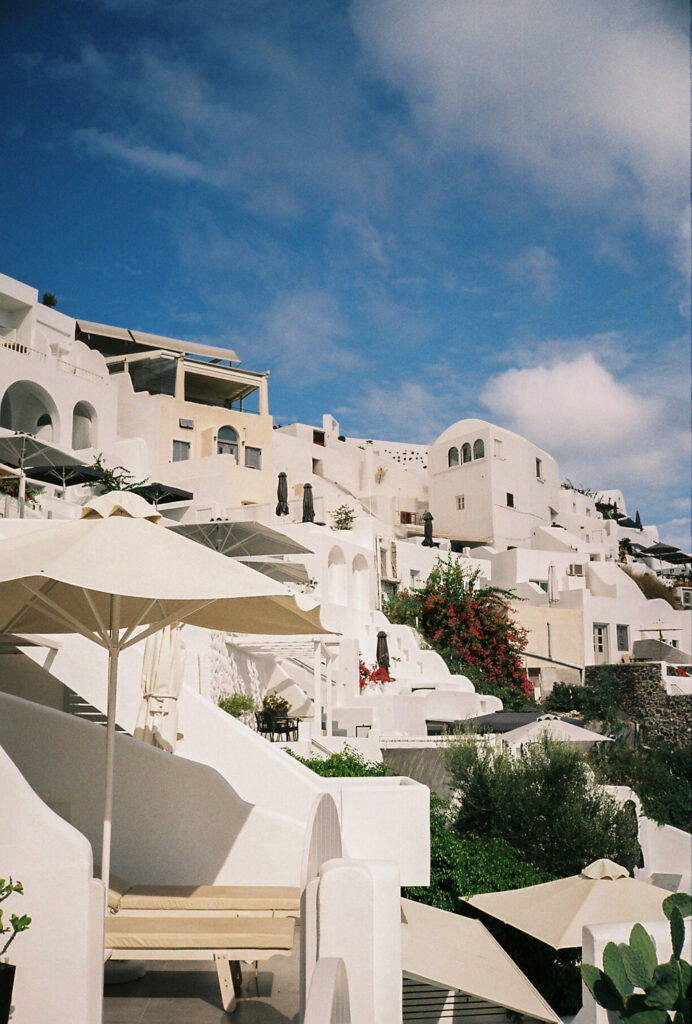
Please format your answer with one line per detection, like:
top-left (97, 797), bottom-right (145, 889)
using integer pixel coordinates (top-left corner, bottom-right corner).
top-left (0, 338), bottom-right (106, 382)
top-left (304, 958), bottom-right (351, 1024)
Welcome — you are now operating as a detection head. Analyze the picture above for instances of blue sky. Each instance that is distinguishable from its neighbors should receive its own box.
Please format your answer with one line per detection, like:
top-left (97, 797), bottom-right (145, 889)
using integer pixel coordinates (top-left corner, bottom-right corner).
top-left (3, 0), bottom-right (690, 545)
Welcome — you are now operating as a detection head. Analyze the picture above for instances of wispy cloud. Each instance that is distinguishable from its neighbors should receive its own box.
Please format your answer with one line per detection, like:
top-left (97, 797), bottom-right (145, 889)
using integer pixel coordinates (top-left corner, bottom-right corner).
top-left (72, 128), bottom-right (215, 183)
top-left (506, 246), bottom-right (559, 301)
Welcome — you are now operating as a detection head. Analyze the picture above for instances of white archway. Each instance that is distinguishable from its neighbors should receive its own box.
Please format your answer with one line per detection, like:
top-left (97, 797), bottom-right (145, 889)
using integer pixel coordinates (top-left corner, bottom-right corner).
top-left (327, 546), bottom-right (347, 605)
top-left (0, 380), bottom-right (60, 442)
top-left (72, 401), bottom-right (98, 450)
top-left (351, 554), bottom-right (370, 610)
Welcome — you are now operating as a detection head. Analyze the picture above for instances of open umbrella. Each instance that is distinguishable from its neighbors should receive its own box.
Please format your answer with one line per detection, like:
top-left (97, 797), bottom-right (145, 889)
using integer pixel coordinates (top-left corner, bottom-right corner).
top-left (132, 481), bottom-right (194, 507)
top-left (27, 463), bottom-right (105, 497)
top-left (276, 472), bottom-right (289, 516)
top-left (465, 859), bottom-right (669, 949)
top-left (501, 715), bottom-right (612, 750)
top-left (422, 511), bottom-right (434, 547)
top-left (237, 559), bottom-right (310, 585)
top-left (0, 430), bottom-right (85, 517)
top-left (0, 490), bottom-right (327, 890)
top-left (302, 482), bottom-right (315, 523)
top-left (133, 624), bottom-right (185, 753)
top-left (167, 519), bottom-right (312, 557)
top-left (376, 630), bottom-right (390, 670)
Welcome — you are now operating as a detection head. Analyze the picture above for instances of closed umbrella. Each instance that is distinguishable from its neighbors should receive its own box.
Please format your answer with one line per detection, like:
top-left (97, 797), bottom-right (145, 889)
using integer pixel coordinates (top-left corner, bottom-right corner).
top-left (422, 511), bottom-right (434, 547)
top-left (465, 859), bottom-right (669, 949)
top-left (276, 472), bottom-right (289, 516)
top-left (0, 490), bottom-right (327, 891)
top-left (376, 630), bottom-right (390, 670)
top-left (133, 624), bottom-right (185, 752)
top-left (302, 482), bottom-right (315, 523)
top-left (547, 563), bottom-right (559, 604)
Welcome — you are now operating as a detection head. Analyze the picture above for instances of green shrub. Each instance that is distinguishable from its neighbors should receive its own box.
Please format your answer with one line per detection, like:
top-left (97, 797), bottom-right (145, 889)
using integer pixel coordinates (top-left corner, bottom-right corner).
top-left (590, 741), bottom-right (692, 833)
top-left (262, 692), bottom-right (291, 714)
top-left (330, 504), bottom-right (356, 530)
top-left (445, 734), bottom-right (642, 877)
top-left (217, 692), bottom-right (258, 718)
top-left (286, 745), bottom-right (391, 777)
top-left (545, 678), bottom-right (619, 725)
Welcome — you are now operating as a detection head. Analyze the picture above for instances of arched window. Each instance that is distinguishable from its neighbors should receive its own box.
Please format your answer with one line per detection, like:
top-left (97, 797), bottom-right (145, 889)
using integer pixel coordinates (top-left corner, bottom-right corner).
top-left (351, 554), bottom-right (370, 610)
top-left (473, 439), bottom-right (485, 460)
top-left (72, 401), bottom-right (97, 450)
top-left (0, 380), bottom-right (59, 441)
top-left (327, 546), bottom-right (347, 605)
top-left (447, 446), bottom-right (459, 467)
top-left (217, 425), bottom-right (239, 461)
top-left (461, 443), bottom-right (472, 464)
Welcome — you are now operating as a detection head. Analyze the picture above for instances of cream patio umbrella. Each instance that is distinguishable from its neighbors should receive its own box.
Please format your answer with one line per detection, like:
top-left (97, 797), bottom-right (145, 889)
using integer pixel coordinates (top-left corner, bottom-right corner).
top-left (501, 715), bottom-right (613, 750)
top-left (0, 491), bottom-right (327, 890)
top-left (465, 859), bottom-right (669, 949)
top-left (133, 624), bottom-right (185, 753)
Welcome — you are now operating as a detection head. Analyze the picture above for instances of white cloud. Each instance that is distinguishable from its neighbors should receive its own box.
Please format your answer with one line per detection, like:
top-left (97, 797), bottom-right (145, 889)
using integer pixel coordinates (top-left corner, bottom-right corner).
top-left (72, 128), bottom-right (214, 184)
top-left (507, 246), bottom-right (559, 300)
top-left (351, 0), bottom-right (689, 264)
top-left (656, 517), bottom-right (691, 552)
top-left (480, 352), bottom-right (690, 498)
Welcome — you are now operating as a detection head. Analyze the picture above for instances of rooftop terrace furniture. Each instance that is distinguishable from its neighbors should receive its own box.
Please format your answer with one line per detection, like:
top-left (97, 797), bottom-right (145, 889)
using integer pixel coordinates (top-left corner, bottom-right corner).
top-left (255, 710), bottom-right (299, 742)
top-left (107, 873), bottom-right (300, 918)
top-left (104, 913), bottom-right (296, 1014)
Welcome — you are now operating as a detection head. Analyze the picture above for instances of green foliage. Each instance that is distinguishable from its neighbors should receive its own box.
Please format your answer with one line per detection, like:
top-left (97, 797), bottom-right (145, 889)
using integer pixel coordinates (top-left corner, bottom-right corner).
top-left (0, 477), bottom-right (42, 505)
top-left (445, 734), bottom-right (642, 877)
top-left (385, 558), bottom-right (531, 707)
top-left (261, 692), bottom-right (291, 714)
top-left (41, 291), bottom-right (58, 307)
top-left (561, 479), bottom-right (596, 496)
top-left (0, 877), bottom-right (31, 956)
top-left (582, 896), bottom-right (691, 1024)
top-left (545, 678), bottom-right (619, 725)
top-left (287, 745), bottom-right (391, 777)
top-left (330, 504), bottom-right (356, 530)
top-left (591, 742), bottom-right (691, 833)
top-left (217, 692), bottom-right (258, 718)
top-left (90, 453), bottom-right (149, 494)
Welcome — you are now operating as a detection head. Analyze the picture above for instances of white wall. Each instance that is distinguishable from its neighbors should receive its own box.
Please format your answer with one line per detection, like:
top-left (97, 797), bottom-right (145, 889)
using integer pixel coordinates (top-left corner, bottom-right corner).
top-left (0, 739), bottom-right (104, 1024)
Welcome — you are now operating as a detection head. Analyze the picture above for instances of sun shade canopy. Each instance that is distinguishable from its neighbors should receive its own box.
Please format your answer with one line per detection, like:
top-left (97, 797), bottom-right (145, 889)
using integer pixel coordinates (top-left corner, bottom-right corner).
top-left (167, 520), bottom-right (312, 557)
top-left (27, 464), bottom-right (105, 489)
top-left (465, 859), bottom-right (669, 949)
top-left (401, 898), bottom-right (560, 1023)
top-left (238, 559), bottom-right (309, 585)
top-left (502, 716), bottom-right (612, 747)
top-left (133, 482), bottom-right (194, 505)
top-left (0, 431), bottom-right (86, 471)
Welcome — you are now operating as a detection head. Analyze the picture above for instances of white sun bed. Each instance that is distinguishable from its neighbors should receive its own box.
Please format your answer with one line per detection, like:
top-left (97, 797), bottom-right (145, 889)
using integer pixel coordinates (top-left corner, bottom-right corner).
top-left (104, 913), bottom-right (296, 1013)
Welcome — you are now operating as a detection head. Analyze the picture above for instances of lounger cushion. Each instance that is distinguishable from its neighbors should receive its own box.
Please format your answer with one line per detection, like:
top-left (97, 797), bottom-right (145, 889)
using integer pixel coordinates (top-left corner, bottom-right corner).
top-left (106, 872), bottom-right (133, 912)
top-left (104, 915), bottom-right (295, 950)
top-left (118, 884), bottom-right (300, 912)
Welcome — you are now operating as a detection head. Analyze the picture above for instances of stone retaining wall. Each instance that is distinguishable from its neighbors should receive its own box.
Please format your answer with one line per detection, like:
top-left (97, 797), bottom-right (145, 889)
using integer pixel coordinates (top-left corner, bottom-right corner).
top-left (585, 663), bottom-right (691, 747)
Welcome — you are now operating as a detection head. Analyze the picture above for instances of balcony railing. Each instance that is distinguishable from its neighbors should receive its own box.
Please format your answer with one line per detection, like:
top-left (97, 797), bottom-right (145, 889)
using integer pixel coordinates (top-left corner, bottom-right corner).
top-left (0, 338), bottom-right (105, 382)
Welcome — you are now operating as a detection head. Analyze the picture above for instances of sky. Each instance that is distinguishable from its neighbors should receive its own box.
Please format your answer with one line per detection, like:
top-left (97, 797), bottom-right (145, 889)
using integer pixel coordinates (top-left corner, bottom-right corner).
top-left (3, 0), bottom-right (690, 546)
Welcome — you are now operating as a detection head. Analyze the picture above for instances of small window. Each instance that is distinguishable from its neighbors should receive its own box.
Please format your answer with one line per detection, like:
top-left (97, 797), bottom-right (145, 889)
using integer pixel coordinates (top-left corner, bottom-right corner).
top-left (245, 446), bottom-right (262, 470)
top-left (448, 446), bottom-right (459, 467)
top-left (616, 624), bottom-right (630, 652)
top-left (494, 439), bottom-right (503, 458)
top-left (313, 429), bottom-right (326, 446)
top-left (456, 495), bottom-right (465, 511)
top-left (506, 492), bottom-right (514, 508)
top-left (217, 425), bottom-right (239, 461)
top-left (179, 418), bottom-right (194, 430)
top-left (410, 569), bottom-right (420, 587)
top-left (536, 457), bottom-right (542, 479)
top-left (473, 439), bottom-right (485, 460)
top-left (172, 439), bottom-right (190, 462)
top-left (461, 443), bottom-right (472, 464)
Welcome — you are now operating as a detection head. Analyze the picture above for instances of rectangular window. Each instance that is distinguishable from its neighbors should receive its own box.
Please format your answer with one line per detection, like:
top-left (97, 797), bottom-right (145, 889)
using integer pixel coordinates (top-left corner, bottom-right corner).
top-left (506, 492), bottom-right (514, 508)
top-left (456, 495), bottom-right (465, 510)
top-left (616, 624), bottom-right (629, 652)
top-left (172, 440), bottom-right (190, 462)
top-left (244, 446), bottom-right (262, 470)
top-left (494, 439), bottom-right (503, 458)
top-left (536, 457), bottom-right (542, 478)
top-left (410, 569), bottom-right (420, 587)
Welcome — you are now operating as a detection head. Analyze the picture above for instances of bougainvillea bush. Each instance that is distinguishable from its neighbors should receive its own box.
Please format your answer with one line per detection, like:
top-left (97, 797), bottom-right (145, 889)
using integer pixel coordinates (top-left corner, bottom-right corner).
top-left (359, 659), bottom-right (394, 690)
top-left (386, 558), bottom-right (531, 707)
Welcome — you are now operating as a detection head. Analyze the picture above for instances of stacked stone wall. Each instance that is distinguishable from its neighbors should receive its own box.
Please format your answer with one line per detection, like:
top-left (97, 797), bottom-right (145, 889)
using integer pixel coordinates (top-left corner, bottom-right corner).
top-left (585, 663), bottom-right (691, 747)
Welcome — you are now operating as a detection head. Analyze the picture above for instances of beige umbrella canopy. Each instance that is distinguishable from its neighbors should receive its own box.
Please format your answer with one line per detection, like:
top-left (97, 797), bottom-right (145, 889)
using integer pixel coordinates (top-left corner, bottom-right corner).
top-left (502, 715), bottom-right (613, 749)
top-left (465, 859), bottom-right (669, 949)
top-left (0, 491), bottom-right (327, 888)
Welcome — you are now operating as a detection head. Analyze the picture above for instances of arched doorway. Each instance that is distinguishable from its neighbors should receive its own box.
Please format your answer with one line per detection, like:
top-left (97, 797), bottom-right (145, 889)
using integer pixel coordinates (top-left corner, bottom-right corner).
top-left (327, 546), bottom-right (347, 605)
top-left (351, 554), bottom-right (370, 610)
top-left (0, 380), bottom-right (60, 441)
top-left (72, 401), bottom-right (98, 449)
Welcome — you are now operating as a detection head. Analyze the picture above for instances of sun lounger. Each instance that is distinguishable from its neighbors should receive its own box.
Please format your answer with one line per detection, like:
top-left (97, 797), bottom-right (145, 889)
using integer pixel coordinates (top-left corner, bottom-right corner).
top-left (106, 872), bottom-right (301, 917)
top-left (104, 913), bottom-right (296, 1014)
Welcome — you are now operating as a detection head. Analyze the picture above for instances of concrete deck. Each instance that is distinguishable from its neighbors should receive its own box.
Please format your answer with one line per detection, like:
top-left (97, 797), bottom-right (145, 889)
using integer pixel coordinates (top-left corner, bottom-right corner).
top-left (104, 949), bottom-right (299, 1023)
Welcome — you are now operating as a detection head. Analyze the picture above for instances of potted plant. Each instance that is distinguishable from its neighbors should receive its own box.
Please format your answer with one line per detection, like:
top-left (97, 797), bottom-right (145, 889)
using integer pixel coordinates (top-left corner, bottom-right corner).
top-left (217, 692), bottom-right (258, 723)
top-left (0, 877), bottom-right (31, 1024)
top-left (261, 693), bottom-right (291, 717)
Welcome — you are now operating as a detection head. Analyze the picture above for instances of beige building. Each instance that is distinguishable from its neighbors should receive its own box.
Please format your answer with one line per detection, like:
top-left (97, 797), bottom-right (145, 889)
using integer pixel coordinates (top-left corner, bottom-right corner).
top-left (76, 322), bottom-right (275, 511)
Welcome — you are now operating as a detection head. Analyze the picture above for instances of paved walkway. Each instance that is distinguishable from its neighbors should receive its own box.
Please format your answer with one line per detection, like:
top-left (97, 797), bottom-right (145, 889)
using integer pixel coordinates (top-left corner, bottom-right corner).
top-left (104, 950), bottom-right (299, 1024)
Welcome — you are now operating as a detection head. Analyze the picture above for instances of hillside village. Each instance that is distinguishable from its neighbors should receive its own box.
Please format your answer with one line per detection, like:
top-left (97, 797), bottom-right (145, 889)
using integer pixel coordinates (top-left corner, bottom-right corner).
top-left (0, 269), bottom-right (690, 1023)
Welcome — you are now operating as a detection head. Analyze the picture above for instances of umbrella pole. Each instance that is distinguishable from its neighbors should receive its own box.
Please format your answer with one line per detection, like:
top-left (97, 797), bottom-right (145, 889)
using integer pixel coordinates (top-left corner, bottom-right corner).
top-left (18, 468), bottom-right (25, 519)
top-left (101, 595), bottom-right (121, 895)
